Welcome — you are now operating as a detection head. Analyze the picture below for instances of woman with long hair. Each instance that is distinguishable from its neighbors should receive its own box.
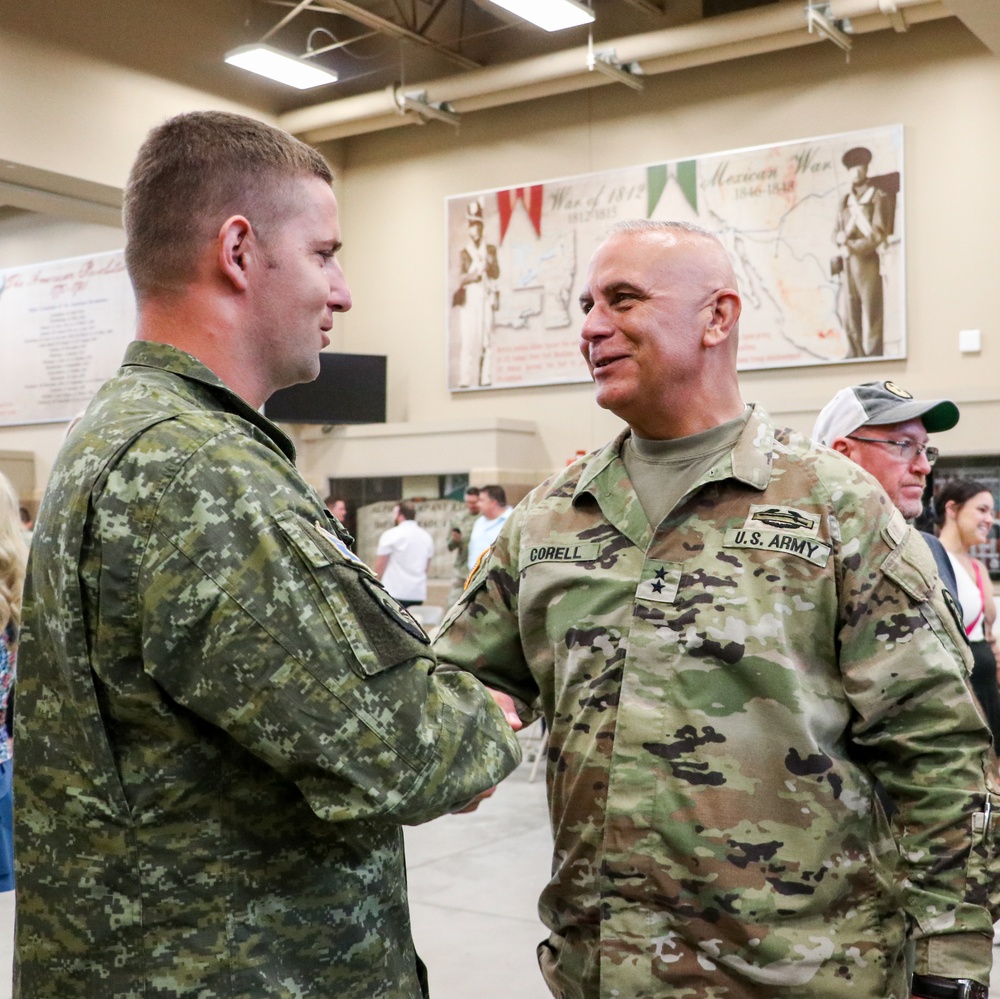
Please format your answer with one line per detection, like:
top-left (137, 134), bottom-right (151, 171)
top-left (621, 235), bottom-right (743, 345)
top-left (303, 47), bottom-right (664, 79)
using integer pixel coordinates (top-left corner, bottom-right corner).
top-left (0, 472), bottom-right (27, 892)
top-left (936, 478), bottom-right (1000, 745)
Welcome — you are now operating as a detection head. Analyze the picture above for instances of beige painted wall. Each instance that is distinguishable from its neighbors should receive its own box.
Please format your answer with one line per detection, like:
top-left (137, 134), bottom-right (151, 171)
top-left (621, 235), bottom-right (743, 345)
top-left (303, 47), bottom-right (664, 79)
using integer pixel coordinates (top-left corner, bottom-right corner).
top-left (0, 27), bottom-right (269, 188)
top-left (1, 18), bottom-right (998, 498)
top-left (0, 28), bottom-right (276, 499)
top-left (299, 18), bottom-right (999, 490)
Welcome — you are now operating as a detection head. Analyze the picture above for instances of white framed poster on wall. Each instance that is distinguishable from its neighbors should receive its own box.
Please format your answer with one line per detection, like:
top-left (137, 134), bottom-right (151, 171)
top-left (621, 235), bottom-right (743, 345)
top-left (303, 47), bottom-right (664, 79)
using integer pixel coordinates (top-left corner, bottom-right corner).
top-left (0, 250), bottom-right (135, 426)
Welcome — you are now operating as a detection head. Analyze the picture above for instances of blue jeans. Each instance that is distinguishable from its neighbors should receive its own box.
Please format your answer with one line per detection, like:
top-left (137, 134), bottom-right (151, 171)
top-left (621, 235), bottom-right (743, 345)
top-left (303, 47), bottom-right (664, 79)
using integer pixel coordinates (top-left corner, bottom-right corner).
top-left (0, 759), bottom-right (14, 891)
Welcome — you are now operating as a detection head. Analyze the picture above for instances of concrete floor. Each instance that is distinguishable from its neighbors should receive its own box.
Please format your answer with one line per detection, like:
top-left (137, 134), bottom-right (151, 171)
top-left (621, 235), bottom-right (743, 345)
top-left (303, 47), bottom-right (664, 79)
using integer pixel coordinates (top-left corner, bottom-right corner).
top-left (405, 755), bottom-right (553, 999)
top-left (1, 746), bottom-right (998, 999)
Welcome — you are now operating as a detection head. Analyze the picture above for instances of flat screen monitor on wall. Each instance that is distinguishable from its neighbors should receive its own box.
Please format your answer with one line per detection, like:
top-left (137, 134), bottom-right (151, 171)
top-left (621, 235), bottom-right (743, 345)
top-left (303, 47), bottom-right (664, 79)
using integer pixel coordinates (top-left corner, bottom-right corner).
top-left (264, 352), bottom-right (387, 425)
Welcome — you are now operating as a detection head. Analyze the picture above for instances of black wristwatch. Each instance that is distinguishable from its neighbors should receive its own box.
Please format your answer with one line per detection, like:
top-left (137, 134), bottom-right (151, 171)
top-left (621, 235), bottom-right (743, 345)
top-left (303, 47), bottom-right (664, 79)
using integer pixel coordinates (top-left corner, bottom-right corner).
top-left (911, 974), bottom-right (989, 999)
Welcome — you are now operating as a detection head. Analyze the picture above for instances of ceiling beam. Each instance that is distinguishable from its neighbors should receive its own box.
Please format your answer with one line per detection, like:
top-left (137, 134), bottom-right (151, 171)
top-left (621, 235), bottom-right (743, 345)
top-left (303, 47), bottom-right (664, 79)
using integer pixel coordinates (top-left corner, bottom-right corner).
top-left (418, 0), bottom-right (452, 34)
top-left (259, 0), bottom-right (316, 42)
top-left (281, 0), bottom-right (951, 142)
top-left (0, 182), bottom-right (122, 227)
top-left (310, 0), bottom-right (482, 69)
top-left (941, 0), bottom-right (1000, 54)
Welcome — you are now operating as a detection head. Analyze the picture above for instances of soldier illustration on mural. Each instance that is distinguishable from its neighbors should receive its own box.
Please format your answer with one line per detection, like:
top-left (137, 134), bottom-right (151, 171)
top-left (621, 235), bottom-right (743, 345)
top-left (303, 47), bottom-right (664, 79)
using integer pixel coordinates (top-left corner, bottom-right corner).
top-left (452, 197), bottom-right (500, 388)
top-left (832, 145), bottom-right (899, 359)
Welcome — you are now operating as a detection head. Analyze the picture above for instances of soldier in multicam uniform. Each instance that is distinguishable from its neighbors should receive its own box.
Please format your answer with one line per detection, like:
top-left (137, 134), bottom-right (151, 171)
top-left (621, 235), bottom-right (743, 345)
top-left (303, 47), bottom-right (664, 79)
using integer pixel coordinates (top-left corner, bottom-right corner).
top-left (446, 486), bottom-right (480, 606)
top-left (14, 111), bottom-right (521, 999)
top-left (434, 220), bottom-right (999, 999)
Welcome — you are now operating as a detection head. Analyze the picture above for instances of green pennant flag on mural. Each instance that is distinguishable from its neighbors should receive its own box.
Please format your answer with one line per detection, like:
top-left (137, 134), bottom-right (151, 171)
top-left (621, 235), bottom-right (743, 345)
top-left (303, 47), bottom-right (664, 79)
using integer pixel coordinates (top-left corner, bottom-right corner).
top-left (646, 161), bottom-right (698, 217)
top-left (646, 164), bottom-right (667, 217)
top-left (676, 160), bottom-right (698, 214)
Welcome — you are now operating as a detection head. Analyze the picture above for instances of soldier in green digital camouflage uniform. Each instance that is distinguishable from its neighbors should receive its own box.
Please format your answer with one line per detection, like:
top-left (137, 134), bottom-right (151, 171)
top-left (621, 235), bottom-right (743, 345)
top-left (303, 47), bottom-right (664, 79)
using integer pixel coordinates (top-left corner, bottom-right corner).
top-left (434, 220), bottom-right (999, 999)
top-left (14, 111), bottom-right (521, 999)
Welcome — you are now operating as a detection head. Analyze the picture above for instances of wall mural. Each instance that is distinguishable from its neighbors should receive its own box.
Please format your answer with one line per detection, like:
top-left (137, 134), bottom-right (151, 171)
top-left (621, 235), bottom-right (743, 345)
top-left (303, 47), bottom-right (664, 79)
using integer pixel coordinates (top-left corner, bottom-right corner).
top-left (0, 250), bottom-right (134, 426)
top-left (446, 124), bottom-right (904, 391)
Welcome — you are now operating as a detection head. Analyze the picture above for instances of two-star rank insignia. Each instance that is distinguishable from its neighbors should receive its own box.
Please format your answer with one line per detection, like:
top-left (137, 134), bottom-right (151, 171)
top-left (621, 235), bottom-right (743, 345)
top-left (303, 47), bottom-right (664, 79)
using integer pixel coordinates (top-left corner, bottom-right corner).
top-left (636, 562), bottom-right (681, 604)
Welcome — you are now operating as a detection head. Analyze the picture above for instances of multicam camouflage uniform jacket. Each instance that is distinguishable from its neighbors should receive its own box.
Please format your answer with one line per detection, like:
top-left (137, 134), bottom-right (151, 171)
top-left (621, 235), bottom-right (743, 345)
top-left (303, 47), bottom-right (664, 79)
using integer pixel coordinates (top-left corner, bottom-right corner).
top-left (15, 341), bottom-right (521, 999)
top-left (434, 406), bottom-right (1000, 999)
top-left (447, 507), bottom-right (478, 604)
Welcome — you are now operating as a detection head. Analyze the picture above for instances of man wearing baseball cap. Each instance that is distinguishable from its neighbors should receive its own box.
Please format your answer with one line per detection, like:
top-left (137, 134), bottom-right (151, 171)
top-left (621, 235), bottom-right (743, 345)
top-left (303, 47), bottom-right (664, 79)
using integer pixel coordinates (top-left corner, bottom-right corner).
top-left (813, 379), bottom-right (960, 593)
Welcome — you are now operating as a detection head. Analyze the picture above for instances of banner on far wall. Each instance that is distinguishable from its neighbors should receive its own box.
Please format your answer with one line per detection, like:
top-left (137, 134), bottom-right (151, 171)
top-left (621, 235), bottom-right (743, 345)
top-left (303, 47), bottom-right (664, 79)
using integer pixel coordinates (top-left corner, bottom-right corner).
top-left (0, 250), bottom-right (135, 426)
top-left (445, 124), bottom-right (904, 392)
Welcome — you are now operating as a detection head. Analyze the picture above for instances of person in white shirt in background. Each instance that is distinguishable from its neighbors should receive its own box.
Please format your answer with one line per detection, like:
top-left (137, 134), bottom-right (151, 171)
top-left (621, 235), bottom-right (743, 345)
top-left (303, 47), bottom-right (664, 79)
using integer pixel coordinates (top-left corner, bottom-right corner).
top-left (467, 484), bottom-right (512, 572)
top-left (375, 501), bottom-right (435, 607)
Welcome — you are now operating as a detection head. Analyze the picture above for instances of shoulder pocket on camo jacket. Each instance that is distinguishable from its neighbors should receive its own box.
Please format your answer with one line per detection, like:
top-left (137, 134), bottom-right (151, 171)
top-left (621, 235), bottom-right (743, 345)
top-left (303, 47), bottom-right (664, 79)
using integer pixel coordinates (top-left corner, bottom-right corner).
top-left (274, 511), bottom-right (430, 680)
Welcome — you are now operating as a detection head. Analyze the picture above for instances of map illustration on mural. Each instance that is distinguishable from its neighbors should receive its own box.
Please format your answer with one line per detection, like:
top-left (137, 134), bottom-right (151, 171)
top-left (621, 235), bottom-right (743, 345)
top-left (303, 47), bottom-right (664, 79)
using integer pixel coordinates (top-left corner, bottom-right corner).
top-left (445, 125), bottom-right (904, 391)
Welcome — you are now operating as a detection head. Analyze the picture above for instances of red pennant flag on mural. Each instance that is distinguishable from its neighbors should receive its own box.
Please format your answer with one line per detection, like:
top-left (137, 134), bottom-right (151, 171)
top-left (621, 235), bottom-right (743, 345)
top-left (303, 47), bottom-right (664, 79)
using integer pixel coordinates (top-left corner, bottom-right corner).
top-left (497, 185), bottom-right (543, 242)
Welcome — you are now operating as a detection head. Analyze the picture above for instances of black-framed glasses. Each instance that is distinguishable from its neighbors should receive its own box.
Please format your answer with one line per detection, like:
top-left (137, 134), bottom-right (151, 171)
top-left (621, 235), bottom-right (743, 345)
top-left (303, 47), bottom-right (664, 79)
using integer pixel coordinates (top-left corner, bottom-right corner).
top-left (846, 436), bottom-right (939, 466)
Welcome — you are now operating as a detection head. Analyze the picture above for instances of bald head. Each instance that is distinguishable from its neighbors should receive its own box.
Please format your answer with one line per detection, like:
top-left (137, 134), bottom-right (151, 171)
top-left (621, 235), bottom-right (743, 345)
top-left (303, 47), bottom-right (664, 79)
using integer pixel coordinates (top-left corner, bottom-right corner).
top-left (607, 219), bottom-right (733, 262)
top-left (578, 220), bottom-right (744, 439)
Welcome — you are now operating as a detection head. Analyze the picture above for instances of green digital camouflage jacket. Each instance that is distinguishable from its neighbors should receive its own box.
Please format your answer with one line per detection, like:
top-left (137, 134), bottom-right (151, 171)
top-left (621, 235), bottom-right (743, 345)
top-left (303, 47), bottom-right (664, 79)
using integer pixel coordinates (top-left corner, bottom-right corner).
top-left (15, 341), bottom-right (521, 999)
top-left (434, 406), bottom-right (1000, 999)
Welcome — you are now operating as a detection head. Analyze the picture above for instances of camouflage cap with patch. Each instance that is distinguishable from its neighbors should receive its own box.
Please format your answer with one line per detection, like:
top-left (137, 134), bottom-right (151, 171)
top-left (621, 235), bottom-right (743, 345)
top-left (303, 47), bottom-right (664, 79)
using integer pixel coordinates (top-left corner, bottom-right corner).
top-left (812, 380), bottom-right (959, 446)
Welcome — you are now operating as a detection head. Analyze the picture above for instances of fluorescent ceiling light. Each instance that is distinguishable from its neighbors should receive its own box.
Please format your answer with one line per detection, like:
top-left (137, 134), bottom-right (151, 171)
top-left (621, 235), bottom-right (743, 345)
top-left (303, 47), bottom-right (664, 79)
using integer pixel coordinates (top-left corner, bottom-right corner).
top-left (225, 44), bottom-right (338, 89)
top-left (487, 0), bottom-right (594, 32)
